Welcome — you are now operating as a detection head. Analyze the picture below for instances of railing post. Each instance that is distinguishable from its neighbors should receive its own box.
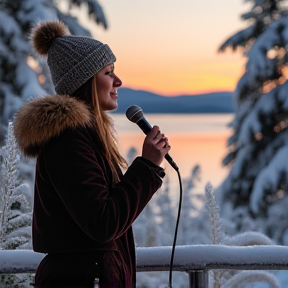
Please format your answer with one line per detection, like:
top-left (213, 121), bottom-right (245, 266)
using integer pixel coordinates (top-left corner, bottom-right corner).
top-left (188, 270), bottom-right (208, 288)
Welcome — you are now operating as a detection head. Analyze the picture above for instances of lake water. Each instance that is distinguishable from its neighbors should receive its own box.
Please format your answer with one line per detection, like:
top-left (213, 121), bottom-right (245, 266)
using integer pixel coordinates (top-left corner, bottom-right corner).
top-left (111, 113), bottom-right (234, 194)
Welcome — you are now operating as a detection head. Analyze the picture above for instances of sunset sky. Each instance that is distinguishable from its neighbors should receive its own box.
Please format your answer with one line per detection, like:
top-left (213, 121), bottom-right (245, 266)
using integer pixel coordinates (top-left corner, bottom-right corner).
top-left (78, 0), bottom-right (249, 96)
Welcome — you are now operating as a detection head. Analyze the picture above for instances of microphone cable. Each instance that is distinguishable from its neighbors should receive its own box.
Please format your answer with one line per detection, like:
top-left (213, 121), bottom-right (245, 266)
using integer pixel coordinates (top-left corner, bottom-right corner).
top-left (125, 105), bottom-right (183, 287)
top-left (168, 168), bottom-right (183, 288)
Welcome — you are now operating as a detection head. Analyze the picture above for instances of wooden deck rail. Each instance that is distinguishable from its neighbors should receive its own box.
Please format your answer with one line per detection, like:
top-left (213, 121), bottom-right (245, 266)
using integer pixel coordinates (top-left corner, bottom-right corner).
top-left (1, 245), bottom-right (288, 287)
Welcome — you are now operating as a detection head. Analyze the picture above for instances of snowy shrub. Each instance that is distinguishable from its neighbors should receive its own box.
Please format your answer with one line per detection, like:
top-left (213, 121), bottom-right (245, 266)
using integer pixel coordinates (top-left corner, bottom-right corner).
top-left (206, 182), bottom-right (279, 288)
top-left (0, 122), bottom-right (33, 288)
top-left (0, 122), bottom-right (32, 249)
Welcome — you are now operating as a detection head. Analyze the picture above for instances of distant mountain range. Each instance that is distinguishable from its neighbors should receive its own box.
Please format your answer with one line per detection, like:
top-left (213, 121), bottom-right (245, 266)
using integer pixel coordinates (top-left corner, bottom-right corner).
top-left (112, 87), bottom-right (235, 114)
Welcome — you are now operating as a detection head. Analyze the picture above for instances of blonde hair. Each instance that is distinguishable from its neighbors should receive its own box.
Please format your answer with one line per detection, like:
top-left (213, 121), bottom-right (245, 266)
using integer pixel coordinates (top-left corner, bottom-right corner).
top-left (90, 75), bottom-right (128, 183)
top-left (71, 74), bottom-right (128, 184)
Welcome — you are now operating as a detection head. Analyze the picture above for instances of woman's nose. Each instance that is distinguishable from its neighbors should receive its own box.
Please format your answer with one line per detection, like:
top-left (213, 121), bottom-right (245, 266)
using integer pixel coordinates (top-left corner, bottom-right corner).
top-left (113, 74), bottom-right (122, 87)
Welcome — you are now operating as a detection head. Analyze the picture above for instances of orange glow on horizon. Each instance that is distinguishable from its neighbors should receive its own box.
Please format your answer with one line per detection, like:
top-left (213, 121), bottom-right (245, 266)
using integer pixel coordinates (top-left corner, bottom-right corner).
top-left (116, 59), bottom-right (246, 96)
top-left (75, 0), bottom-right (248, 96)
top-left (109, 46), bottom-right (246, 95)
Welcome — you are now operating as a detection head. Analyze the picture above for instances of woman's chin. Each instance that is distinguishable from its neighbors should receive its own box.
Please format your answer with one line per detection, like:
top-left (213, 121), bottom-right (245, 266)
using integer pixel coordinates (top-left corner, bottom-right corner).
top-left (102, 102), bottom-right (118, 112)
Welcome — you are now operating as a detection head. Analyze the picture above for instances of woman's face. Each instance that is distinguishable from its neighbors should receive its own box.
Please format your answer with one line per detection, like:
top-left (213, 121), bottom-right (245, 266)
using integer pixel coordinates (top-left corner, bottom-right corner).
top-left (95, 64), bottom-right (122, 111)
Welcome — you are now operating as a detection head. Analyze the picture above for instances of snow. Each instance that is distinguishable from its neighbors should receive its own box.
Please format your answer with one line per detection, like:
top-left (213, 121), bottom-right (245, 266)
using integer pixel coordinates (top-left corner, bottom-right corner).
top-left (219, 24), bottom-right (256, 51)
top-left (18, 0), bottom-right (56, 24)
top-left (237, 86), bottom-right (280, 147)
top-left (0, 11), bottom-right (22, 36)
top-left (222, 271), bottom-right (279, 288)
top-left (137, 245), bottom-right (288, 271)
top-left (16, 61), bottom-right (47, 100)
top-left (251, 146), bottom-right (288, 214)
top-left (0, 250), bottom-right (44, 274)
top-left (1, 245), bottom-right (288, 272)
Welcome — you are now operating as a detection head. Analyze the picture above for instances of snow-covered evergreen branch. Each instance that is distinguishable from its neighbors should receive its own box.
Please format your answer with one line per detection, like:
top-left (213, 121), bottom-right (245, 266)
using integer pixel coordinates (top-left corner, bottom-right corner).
top-left (205, 182), bottom-right (224, 245)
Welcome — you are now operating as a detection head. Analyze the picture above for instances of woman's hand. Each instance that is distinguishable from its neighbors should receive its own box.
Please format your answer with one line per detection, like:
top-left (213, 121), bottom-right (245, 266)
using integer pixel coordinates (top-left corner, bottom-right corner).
top-left (142, 125), bottom-right (171, 166)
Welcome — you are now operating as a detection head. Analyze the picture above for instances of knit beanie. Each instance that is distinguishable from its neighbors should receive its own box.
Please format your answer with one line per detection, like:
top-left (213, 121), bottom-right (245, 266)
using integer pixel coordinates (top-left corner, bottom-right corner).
top-left (31, 20), bottom-right (116, 95)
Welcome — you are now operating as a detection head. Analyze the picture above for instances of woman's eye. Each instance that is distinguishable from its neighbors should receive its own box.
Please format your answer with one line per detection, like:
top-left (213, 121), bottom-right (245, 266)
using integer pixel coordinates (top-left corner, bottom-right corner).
top-left (105, 71), bottom-right (113, 75)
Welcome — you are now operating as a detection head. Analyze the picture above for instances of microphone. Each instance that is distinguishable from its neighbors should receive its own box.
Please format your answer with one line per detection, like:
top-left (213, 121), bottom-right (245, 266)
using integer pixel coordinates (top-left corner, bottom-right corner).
top-left (126, 105), bottom-right (179, 171)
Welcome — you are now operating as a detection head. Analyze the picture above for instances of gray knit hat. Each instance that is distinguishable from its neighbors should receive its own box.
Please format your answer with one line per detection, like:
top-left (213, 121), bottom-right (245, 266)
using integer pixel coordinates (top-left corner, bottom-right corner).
top-left (31, 20), bottom-right (116, 95)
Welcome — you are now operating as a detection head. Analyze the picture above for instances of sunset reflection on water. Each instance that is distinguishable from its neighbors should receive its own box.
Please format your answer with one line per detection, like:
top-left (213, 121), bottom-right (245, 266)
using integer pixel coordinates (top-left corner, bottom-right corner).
top-left (111, 114), bottom-right (233, 193)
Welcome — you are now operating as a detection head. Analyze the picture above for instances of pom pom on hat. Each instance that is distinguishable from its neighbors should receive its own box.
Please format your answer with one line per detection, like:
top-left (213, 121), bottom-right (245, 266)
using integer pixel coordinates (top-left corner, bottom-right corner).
top-left (31, 20), bottom-right (70, 56)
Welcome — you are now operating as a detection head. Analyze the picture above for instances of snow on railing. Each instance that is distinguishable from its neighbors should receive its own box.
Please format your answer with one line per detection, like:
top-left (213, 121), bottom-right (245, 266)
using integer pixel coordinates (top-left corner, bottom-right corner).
top-left (1, 245), bottom-right (288, 287)
top-left (136, 245), bottom-right (288, 271)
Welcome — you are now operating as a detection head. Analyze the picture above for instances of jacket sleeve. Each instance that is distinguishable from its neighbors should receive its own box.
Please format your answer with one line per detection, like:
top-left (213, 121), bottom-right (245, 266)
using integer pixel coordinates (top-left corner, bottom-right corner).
top-left (43, 127), bottom-right (163, 243)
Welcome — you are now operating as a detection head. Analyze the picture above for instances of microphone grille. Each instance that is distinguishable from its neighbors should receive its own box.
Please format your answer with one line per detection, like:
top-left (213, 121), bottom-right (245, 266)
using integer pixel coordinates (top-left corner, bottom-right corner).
top-left (125, 105), bottom-right (143, 123)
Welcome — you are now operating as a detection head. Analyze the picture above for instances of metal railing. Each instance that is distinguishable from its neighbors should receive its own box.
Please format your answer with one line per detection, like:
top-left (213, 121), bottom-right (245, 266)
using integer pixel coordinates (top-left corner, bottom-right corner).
top-left (1, 245), bottom-right (288, 287)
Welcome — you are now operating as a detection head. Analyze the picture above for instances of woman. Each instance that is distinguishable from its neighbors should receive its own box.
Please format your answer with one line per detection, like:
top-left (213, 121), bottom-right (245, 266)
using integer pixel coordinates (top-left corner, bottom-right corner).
top-left (14, 21), bottom-right (170, 288)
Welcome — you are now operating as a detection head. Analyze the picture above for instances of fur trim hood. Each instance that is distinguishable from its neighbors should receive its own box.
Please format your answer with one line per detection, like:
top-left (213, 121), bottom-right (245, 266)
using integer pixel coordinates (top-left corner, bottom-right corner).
top-left (14, 95), bottom-right (93, 157)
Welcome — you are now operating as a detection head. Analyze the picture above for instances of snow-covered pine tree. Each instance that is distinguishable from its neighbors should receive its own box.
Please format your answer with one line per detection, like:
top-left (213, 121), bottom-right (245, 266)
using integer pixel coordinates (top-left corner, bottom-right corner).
top-left (0, 122), bottom-right (32, 250)
top-left (0, 0), bottom-right (108, 184)
top-left (218, 0), bottom-right (288, 244)
top-left (0, 122), bottom-right (34, 288)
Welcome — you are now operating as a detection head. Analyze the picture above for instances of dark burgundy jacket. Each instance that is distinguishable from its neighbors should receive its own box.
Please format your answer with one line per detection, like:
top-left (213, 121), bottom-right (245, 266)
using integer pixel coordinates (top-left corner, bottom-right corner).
top-left (14, 95), bottom-right (163, 287)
